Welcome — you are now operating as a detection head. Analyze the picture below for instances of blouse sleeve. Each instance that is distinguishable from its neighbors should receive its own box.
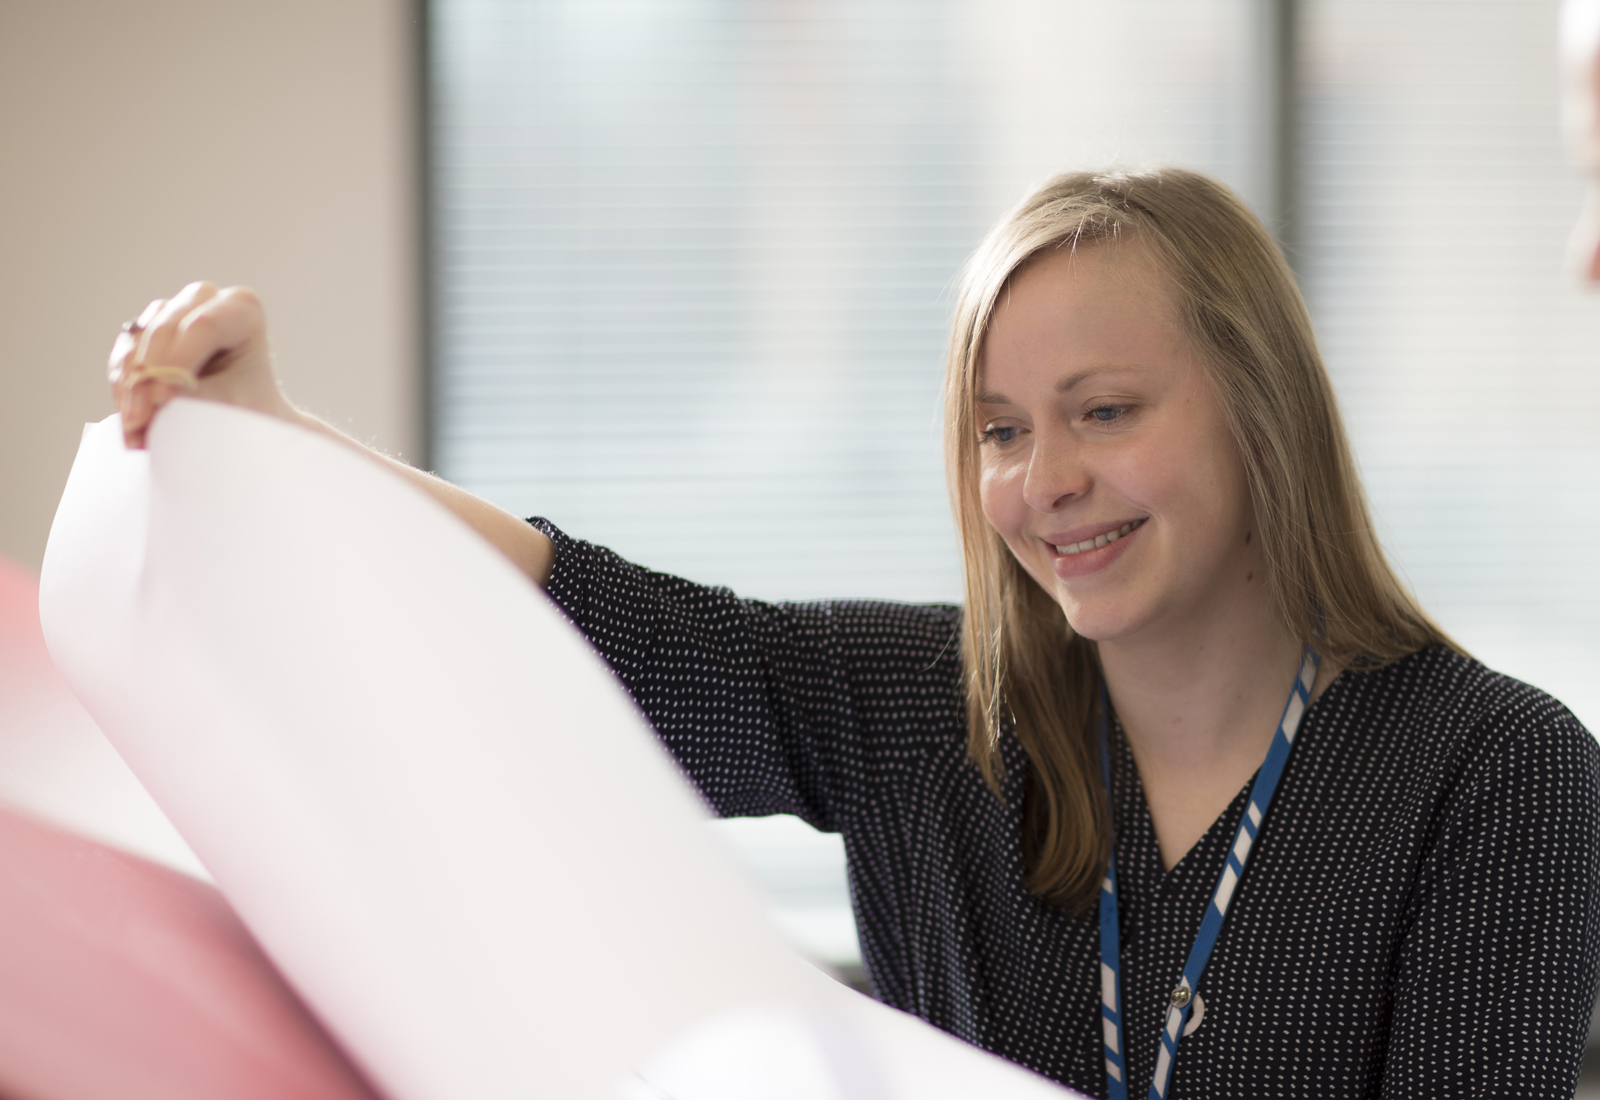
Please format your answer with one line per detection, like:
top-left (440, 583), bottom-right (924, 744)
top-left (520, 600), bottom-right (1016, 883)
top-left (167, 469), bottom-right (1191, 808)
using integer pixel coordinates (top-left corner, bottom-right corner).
top-left (1382, 689), bottom-right (1600, 1099)
top-left (527, 519), bottom-right (966, 834)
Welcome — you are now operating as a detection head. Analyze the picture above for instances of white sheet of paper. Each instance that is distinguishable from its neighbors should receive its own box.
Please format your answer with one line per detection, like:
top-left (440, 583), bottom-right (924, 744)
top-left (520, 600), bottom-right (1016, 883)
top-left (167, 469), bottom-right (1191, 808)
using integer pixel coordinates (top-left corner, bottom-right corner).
top-left (39, 401), bottom-right (1079, 1100)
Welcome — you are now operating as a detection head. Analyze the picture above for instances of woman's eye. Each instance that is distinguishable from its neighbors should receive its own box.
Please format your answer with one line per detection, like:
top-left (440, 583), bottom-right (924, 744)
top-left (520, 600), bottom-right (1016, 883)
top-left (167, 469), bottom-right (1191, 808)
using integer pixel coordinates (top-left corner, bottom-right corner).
top-left (980, 425), bottom-right (1020, 444)
top-left (1087, 404), bottom-right (1129, 424)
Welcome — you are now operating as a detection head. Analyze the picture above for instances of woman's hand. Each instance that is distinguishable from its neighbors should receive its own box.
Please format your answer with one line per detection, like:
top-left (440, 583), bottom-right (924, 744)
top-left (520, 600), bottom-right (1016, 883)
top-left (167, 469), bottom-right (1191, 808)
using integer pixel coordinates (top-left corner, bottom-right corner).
top-left (110, 282), bottom-right (297, 450)
top-left (106, 281), bottom-right (556, 586)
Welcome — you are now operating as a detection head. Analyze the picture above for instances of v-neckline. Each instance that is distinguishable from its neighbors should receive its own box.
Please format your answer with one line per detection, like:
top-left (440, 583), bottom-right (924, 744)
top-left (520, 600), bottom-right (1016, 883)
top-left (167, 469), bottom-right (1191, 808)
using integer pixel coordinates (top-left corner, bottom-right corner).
top-left (1104, 668), bottom-right (1341, 887)
top-left (1107, 719), bottom-right (1255, 892)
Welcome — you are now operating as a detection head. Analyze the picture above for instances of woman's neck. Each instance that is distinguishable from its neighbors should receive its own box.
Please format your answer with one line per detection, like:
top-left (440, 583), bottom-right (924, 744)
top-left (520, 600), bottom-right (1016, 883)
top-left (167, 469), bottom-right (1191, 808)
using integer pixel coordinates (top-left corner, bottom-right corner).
top-left (1097, 601), bottom-right (1332, 871)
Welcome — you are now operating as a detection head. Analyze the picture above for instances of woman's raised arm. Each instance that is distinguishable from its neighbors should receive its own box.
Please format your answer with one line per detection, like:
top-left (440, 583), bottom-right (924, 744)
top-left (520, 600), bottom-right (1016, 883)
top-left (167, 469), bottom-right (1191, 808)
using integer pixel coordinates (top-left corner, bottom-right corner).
top-left (109, 282), bottom-right (555, 586)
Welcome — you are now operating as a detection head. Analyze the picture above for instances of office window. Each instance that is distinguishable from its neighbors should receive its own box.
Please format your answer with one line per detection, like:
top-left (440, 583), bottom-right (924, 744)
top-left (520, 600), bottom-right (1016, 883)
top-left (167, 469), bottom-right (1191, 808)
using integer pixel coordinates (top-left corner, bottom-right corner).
top-left (431, 0), bottom-right (1260, 603)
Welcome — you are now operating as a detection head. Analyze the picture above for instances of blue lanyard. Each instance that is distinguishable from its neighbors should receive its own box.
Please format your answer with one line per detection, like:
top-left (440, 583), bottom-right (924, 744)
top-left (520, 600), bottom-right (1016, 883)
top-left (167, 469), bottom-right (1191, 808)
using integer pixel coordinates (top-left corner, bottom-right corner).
top-left (1097, 646), bottom-right (1319, 1100)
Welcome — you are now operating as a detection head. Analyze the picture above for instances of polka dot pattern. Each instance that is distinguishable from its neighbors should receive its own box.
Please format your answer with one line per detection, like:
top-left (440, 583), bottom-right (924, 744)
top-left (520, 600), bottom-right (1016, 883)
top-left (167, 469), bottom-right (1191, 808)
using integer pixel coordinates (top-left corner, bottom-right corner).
top-left (532, 520), bottom-right (1600, 1098)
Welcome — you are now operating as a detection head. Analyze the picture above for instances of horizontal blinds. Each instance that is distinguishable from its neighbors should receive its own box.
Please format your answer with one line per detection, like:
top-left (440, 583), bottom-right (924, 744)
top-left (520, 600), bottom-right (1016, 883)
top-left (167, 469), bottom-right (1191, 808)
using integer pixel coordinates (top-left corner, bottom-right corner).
top-left (431, 0), bottom-right (1254, 603)
top-left (1300, 0), bottom-right (1600, 730)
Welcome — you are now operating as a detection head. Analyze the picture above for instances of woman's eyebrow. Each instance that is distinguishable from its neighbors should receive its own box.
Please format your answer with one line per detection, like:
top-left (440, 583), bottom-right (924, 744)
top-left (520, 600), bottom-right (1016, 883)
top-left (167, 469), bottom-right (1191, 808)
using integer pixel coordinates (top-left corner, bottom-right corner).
top-left (978, 367), bottom-right (1145, 406)
top-left (1054, 367), bottom-right (1143, 394)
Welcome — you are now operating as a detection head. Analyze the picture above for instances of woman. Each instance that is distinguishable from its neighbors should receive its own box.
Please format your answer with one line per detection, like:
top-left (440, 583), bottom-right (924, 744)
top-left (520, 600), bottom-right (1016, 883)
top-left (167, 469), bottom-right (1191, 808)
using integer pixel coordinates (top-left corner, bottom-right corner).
top-left (111, 169), bottom-right (1600, 1098)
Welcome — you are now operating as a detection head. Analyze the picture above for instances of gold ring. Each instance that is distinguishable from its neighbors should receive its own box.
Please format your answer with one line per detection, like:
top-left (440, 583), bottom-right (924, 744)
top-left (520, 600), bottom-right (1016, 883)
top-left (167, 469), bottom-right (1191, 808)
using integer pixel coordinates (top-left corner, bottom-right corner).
top-left (122, 363), bottom-right (198, 391)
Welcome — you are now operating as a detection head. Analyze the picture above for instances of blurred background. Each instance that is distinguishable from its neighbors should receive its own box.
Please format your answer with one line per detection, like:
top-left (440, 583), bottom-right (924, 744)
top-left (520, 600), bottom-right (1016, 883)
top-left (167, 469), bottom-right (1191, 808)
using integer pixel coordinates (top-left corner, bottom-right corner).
top-left (2, 0), bottom-right (1597, 1028)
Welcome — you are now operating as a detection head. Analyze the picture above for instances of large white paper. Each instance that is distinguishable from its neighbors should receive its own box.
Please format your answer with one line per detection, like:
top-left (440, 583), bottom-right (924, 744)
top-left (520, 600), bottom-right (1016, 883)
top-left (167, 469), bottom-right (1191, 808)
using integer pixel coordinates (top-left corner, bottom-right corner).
top-left (39, 401), bottom-right (1079, 1100)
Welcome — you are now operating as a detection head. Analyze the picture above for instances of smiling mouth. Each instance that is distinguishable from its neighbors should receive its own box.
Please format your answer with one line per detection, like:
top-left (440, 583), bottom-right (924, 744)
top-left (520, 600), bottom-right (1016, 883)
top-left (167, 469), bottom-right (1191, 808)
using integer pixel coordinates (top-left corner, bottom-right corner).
top-left (1053, 519), bottom-right (1146, 556)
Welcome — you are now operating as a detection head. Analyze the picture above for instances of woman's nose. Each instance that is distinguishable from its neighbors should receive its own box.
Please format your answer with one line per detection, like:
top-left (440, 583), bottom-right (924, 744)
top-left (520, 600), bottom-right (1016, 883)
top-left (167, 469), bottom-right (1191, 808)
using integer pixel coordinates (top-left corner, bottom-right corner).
top-left (1021, 431), bottom-right (1089, 513)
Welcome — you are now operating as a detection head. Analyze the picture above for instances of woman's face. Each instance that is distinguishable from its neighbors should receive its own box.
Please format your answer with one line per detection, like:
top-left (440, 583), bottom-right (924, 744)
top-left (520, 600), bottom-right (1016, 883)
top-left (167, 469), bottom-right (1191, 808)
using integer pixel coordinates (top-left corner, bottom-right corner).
top-left (976, 239), bottom-right (1264, 645)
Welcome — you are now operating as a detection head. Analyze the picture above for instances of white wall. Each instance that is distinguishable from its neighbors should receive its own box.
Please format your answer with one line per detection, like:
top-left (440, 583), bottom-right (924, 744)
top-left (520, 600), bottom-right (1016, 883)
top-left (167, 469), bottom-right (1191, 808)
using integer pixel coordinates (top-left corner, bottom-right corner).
top-left (0, 0), bottom-right (421, 572)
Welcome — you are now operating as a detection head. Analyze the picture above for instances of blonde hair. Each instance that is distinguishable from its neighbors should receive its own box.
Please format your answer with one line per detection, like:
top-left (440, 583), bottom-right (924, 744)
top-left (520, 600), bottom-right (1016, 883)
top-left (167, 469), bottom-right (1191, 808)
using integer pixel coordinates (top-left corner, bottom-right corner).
top-left (943, 168), bottom-right (1453, 914)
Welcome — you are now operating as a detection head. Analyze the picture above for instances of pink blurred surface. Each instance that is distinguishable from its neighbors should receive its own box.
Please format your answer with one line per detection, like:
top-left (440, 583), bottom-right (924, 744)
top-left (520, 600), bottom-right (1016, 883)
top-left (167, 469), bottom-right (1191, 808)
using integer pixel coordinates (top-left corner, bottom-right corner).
top-left (0, 556), bottom-right (382, 1100)
top-left (0, 800), bottom-right (383, 1100)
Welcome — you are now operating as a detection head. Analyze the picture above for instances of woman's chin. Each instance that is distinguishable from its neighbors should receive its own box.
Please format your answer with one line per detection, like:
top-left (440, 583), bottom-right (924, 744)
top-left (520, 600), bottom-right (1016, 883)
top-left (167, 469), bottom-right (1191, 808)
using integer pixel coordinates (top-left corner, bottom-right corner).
top-left (1056, 599), bottom-right (1147, 645)
top-left (1022, 559), bottom-right (1154, 643)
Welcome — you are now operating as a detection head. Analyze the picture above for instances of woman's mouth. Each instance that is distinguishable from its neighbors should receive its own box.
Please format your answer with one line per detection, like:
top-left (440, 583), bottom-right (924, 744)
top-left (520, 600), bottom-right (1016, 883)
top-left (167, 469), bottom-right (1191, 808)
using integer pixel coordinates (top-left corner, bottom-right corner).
top-left (1052, 518), bottom-right (1146, 556)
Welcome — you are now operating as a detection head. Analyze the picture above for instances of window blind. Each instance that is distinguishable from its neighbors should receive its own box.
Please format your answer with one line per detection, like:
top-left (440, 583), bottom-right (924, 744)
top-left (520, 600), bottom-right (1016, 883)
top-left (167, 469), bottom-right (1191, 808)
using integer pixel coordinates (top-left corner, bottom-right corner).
top-left (431, 0), bottom-right (1258, 604)
top-left (1300, 0), bottom-right (1600, 731)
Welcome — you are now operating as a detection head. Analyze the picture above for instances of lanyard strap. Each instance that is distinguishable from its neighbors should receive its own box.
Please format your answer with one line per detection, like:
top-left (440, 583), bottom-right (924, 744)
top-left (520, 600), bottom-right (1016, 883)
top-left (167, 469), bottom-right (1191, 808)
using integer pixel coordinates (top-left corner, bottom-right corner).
top-left (1097, 646), bottom-right (1319, 1100)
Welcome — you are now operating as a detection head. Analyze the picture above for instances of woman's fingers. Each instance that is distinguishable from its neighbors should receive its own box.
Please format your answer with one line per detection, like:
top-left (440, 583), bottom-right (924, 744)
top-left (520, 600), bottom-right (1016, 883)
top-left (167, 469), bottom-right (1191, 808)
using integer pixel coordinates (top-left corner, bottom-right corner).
top-left (113, 284), bottom-right (219, 448)
top-left (133, 281), bottom-right (220, 381)
top-left (111, 299), bottom-right (168, 449)
top-left (135, 297), bottom-right (166, 329)
top-left (115, 296), bottom-right (169, 370)
top-left (108, 297), bottom-right (167, 385)
top-left (166, 287), bottom-right (266, 381)
top-left (111, 283), bottom-right (284, 450)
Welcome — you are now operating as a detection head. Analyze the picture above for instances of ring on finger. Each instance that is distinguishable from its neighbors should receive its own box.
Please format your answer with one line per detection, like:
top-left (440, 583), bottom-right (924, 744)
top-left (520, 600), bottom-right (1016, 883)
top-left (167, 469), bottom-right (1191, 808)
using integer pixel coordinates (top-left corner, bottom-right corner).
top-left (120, 363), bottom-right (198, 392)
top-left (120, 318), bottom-right (145, 335)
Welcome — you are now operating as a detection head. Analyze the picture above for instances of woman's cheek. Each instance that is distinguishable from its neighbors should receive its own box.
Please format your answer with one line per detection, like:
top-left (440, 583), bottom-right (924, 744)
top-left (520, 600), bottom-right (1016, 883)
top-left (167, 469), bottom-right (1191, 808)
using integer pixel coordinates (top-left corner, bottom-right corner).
top-left (979, 464), bottom-right (1056, 592)
top-left (978, 462), bottom-right (1026, 542)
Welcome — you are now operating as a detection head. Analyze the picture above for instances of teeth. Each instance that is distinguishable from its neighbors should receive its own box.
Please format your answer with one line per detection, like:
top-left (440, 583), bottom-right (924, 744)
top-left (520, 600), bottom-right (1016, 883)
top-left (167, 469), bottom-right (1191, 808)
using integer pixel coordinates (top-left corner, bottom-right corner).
top-left (1055, 521), bottom-right (1140, 556)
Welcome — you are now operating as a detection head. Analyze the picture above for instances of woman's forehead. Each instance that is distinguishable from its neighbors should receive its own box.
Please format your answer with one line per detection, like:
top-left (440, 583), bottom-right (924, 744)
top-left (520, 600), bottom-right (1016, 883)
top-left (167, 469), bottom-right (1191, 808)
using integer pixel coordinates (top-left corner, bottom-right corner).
top-left (979, 243), bottom-right (1191, 394)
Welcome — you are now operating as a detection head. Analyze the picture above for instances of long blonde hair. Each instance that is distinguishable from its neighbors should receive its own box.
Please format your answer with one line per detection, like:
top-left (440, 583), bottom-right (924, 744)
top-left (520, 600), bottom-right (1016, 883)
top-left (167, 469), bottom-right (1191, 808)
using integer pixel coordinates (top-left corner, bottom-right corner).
top-left (944, 168), bottom-right (1453, 914)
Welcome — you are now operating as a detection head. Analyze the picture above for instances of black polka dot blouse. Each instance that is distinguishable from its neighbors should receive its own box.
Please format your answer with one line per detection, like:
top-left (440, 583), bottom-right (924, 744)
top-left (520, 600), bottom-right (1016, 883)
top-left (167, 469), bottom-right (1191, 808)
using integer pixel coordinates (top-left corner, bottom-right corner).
top-left (531, 519), bottom-right (1600, 1099)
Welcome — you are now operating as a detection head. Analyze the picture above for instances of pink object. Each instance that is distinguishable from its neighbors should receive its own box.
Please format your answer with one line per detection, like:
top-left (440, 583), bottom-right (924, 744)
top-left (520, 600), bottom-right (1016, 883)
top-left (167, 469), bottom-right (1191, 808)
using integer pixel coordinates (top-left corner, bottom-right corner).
top-left (0, 802), bottom-right (382, 1100)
